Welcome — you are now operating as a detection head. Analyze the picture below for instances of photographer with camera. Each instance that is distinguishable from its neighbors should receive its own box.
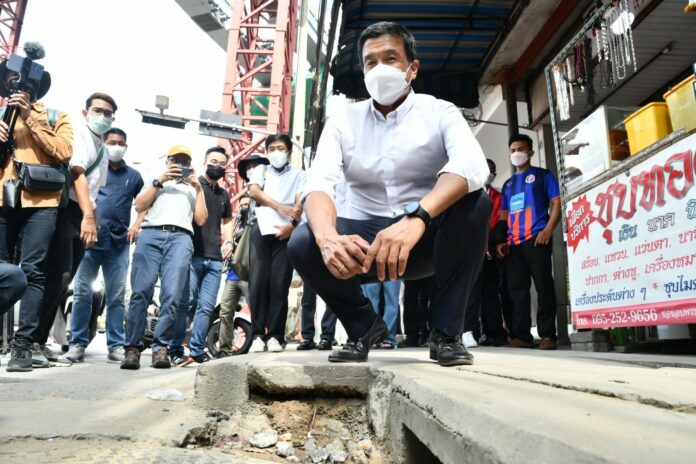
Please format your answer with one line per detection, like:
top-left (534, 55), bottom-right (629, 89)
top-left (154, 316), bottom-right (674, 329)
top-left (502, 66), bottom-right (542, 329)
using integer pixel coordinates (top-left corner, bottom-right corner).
top-left (121, 145), bottom-right (207, 370)
top-left (0, 44), bottom-right (73, 372)
top-left (34, 92), bottom-right (117, 365)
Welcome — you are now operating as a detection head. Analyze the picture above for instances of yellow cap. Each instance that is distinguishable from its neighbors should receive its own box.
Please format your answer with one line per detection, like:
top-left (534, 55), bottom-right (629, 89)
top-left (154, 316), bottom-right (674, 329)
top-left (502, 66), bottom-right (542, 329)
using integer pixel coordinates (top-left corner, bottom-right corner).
top-left (166, 145), bottom-right (192, 158)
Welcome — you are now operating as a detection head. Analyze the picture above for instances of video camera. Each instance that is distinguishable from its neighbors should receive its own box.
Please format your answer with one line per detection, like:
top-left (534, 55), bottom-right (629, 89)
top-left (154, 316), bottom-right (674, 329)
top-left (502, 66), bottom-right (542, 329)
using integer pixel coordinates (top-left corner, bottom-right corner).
top-left (0, 42), bottom-right (51, 165)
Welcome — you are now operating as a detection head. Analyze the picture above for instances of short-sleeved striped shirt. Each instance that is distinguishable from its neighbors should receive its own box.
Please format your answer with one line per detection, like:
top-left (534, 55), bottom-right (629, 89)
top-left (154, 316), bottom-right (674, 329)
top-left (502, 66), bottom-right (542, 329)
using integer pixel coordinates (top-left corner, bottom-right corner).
top-left (501, 166), bottom-right (560, 245)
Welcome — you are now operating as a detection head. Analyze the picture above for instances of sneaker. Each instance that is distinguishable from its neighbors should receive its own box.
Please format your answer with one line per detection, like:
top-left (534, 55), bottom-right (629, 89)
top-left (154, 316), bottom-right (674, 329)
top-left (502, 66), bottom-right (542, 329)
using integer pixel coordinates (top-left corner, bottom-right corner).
top-left (107, 347), bottom-right (125, 363)
top-left (65, 345), bottom-right (86, 363)
top-left (31, 344), bottom-right (51, 368)
top-left (6, 346), bottom-right (32, 372)
top-left (462, 331), bottom-right (478, 348)
top-left (151, 348), bottom-right (172, 369)
top-left (296, 339), bottom-right (316, 350)
top-left (170, 353), bottom-right (189, 366)
top-left (120, 347), bottom-right (141, 370)
top-left (190, 353), bottom-right (211, 364)
top-left (266, 338), bottom-right (284, 353)
top-left (317, 339), bottom-right (333, 351)
top-left (248, 337), bottom-right (266, 353)
top-left (40, 344), bottom-right (72, 365)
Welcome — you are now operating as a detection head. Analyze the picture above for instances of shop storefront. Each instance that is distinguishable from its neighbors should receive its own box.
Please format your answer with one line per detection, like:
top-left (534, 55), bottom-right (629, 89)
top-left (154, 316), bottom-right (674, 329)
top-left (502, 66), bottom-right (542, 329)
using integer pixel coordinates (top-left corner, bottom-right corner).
top-left (543, 0), bottom-right (696, 344)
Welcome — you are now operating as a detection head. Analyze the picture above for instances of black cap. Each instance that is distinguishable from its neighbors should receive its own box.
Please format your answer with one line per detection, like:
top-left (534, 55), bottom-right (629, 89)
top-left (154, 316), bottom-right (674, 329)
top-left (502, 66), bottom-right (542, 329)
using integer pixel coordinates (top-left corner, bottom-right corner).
top-left (238, 154), bottom-right (270, 182)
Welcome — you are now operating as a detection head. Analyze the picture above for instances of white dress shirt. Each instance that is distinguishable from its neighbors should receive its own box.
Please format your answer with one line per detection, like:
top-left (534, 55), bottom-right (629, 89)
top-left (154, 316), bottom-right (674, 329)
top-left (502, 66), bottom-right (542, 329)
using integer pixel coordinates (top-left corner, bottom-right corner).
top-left (69, 119), bottom-right (109, 209)
top-left (304, 91), bottom-right (489, 220)
top-left (249, 164), bottom-right (306, 236)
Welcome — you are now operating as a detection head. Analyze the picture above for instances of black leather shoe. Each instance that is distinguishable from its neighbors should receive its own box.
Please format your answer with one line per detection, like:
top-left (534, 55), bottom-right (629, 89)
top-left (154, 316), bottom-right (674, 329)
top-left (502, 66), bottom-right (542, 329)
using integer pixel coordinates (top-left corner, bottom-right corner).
top-left (429, 332), bottom-right (474, 367)
top-left (296, 339), bottom-right (316, 350)
top-left (328, 317), bottom-right (388, 363)
top-left (317, 339), bottom-right (333, 350)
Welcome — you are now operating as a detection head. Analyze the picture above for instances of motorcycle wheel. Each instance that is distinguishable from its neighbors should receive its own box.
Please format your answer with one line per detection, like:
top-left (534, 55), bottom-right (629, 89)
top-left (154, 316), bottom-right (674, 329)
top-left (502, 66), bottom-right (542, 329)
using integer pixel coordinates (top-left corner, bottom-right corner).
top-left (206, 318), bottom-right (253, 357)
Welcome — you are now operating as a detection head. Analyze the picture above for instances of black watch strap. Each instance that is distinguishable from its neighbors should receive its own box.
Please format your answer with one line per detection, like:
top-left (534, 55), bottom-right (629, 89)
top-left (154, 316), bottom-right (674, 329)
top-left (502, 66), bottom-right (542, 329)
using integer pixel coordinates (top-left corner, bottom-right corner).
top-left (152, 179), bottom-right (163, 189)
top-left (408, 204), bottom-right (431, 225)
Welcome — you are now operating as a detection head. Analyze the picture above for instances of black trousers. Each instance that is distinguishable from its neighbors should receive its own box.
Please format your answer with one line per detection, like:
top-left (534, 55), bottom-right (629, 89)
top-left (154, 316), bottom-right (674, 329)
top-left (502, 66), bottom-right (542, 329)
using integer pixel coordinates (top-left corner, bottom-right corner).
top-left (0, 206), bottom-right (57, 348)
top-left (35, 201), bottom-right (85, 345)
top-left (288, 190), bottom-right (490, 340)
top-left (248, 223), bottom-right (294, 343)
top-left (505, 238), bottom-right (557, 342)
top-left (402, 277), bottom-right (435, 339)
top-left (464, 255), bottom-right (508, 341)
top-left (300, 283), bottom-right (338, 341)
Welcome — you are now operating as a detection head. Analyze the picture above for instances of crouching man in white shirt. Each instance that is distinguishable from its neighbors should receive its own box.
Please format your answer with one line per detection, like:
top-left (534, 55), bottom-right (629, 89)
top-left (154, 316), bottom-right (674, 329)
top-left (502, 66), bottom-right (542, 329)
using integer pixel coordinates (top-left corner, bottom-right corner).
top-left (288, 22), bottom-right (491, 367)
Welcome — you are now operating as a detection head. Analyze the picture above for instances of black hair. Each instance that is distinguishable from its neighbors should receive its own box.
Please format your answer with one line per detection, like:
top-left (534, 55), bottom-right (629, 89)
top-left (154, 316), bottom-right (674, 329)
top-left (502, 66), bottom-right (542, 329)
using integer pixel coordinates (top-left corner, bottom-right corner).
top-left (104, 127), bottom-right (127, 141)
top-left (358, 21), bottom-right (417, 67)
top-left (86, 92), bottom-right (117, 112)
top-left (205, 146), bottom-right (229, 161)
top-left (486, 158), bottom-right (496, 173)
top-left (265, 133), bottom-right (292, 151)
top-left (508, 134), bottom-right (534, 151)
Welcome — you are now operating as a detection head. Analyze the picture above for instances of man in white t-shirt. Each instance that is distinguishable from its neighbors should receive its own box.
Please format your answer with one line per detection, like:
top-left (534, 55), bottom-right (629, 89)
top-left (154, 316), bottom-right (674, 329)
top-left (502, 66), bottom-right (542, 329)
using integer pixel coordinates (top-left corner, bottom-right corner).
top-left (246, 133), bottom-right (305, 353)
top-left (121, 145), bottom-right (207, 370)
top-left (34, 92), bottom-right (115, 366)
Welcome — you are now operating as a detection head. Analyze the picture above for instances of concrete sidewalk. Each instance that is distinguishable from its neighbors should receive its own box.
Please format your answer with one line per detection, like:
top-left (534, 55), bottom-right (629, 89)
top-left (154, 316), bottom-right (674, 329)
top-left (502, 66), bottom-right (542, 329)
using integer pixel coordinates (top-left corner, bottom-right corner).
top-left (196, 346), bottom-right (696, 464)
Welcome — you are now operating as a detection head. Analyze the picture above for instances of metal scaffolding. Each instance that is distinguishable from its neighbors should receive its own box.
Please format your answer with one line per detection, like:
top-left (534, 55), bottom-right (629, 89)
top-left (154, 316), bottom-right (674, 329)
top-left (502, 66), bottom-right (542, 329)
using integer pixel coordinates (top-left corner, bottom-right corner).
top-left (0, 0), bottom-right (26, 59)
top-left (221, 0), bottom-right (298, 202)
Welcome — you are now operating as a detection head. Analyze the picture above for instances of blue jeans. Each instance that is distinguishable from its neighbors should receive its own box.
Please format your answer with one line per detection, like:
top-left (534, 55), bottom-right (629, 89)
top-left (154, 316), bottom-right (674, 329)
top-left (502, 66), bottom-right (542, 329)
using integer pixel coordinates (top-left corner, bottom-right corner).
top-left (0, 206), bottom-right (57, 348)
top-left (188, 257), bottom-right (223, 357)
top-left (170, 264), bottom-right (197, 356)
top-left (362, 280), bottom-right (401, 346)
top-left (125, 228), bottom-right (192, 352)
top-left (70, 245), bottom-right (129, 351)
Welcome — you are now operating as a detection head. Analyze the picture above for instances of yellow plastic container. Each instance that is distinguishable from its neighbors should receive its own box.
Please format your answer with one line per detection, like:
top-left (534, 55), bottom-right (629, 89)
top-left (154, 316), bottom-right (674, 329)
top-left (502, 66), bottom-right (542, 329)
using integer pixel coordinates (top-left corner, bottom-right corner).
top-left (624, 102), bottom-right (672, 155)
top-left (664, 75), bottom-right (696, 134)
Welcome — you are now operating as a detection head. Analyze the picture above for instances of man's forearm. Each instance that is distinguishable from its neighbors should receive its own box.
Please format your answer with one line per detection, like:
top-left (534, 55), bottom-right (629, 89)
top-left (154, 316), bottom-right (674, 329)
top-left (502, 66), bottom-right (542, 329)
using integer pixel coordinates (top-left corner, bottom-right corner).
top-left (420, 173), bottom-right (470, 218)
top-left (222, 219), bottom-right (233, 241)
top-left (193, 190), bottom-right (208, 226)
top-left (249, 185), bottom-right (283, 211)
top-left (546, 199), bottom-right (561, 231)
top-left (72, 173), bottom-right (94, 217)
top-left (305, 192), bottom-right (337, 244)
top-left (134, 186), bottom-right (159, 213)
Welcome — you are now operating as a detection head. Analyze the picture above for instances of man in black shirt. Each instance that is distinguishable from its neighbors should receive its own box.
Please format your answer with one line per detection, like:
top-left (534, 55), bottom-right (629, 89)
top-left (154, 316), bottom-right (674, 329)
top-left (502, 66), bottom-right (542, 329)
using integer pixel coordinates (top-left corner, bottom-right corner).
top-left (178, 147), bottom-right (233, 363)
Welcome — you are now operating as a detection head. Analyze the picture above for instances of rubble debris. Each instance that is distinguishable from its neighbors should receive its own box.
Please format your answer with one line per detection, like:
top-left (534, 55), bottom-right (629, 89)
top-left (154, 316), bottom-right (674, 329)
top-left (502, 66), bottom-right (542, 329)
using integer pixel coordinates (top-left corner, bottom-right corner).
top-left (276, 441), bottom-right (295, 457)
top-left (250, 429), bottom-right (278, 448)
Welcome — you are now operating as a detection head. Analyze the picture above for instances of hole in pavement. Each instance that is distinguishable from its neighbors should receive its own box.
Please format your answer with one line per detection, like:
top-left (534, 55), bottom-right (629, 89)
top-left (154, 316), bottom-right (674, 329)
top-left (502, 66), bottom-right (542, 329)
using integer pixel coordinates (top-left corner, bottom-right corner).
top-left (402, 425), bottom-right (442, 464)
top-left (183, 396), bottom-right (392, 462)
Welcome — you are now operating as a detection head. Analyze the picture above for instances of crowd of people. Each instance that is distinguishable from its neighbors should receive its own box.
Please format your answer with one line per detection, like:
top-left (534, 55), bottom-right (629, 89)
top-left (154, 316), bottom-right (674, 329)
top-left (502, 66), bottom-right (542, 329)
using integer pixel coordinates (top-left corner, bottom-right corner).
top-left (0, 21), bottom-right (562, 372)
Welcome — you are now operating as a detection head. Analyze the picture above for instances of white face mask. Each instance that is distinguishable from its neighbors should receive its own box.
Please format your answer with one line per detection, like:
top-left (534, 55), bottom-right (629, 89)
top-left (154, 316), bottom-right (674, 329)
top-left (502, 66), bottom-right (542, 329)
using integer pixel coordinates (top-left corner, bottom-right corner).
top-left (87, 115), bottom-right (112, 136)
top-left (364, 63), bottom-right (412, 106)
top-left (106, 144), bottom-right (127, 162)
top-left (269, 151), bottom-right (289, 169)
top-left (510, 151), bottom-right (529, 167)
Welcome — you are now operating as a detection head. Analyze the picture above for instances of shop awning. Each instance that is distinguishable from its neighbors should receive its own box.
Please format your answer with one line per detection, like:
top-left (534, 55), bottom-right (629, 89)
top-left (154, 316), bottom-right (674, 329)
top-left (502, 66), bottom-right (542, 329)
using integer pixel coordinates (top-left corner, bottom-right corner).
top-left (331, 0), bottom-right (524, 108)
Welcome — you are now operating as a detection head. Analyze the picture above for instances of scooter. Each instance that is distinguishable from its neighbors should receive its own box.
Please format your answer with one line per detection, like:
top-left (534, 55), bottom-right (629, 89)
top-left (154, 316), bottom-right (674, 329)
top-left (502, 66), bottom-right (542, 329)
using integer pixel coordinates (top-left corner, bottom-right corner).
top-left (51, 270), bottom-right (106, 352)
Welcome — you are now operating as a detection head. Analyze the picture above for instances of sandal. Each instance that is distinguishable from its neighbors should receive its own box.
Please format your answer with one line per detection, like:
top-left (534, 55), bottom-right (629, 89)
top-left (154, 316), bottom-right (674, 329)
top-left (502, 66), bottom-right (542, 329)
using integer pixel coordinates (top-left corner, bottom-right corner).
top-left (374, 342), bottom-right (395, 350)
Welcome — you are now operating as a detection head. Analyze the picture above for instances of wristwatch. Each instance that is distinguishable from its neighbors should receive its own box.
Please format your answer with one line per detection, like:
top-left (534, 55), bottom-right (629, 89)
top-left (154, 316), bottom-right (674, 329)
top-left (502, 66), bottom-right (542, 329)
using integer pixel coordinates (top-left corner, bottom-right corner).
top-left (404, 202), bottom-right (431, 226)
top-left (152, 179), bottom-right (163, 189)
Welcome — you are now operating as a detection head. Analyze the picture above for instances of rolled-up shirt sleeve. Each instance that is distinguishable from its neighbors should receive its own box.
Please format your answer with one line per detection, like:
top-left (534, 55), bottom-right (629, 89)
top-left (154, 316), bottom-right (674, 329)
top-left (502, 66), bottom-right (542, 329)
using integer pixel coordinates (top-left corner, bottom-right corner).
top-left (438, 102), bottom-right (489, 192)
top-left (302, 114), bottom-right (344, 203)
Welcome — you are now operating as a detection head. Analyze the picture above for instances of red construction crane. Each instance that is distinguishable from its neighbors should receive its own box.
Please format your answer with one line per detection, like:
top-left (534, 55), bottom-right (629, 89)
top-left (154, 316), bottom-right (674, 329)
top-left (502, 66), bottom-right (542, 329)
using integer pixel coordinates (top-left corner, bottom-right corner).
top-left (0, 0), bottom-right (28, 104)
top-left (220, 0), bottom-right (298, 203)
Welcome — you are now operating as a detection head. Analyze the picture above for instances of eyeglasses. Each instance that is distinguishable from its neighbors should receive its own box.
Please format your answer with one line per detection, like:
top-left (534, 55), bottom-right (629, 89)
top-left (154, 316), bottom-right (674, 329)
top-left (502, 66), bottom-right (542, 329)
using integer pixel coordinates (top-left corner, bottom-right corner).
top-left (89, 107), bottom-right (114, 119)
top-left (207, 159), bottom-right (226, 166)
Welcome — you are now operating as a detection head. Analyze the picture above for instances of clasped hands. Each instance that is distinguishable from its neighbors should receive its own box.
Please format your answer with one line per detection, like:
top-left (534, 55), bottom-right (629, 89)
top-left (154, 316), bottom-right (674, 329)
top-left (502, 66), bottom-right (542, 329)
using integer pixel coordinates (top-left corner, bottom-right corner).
top-left (317, 217), bottom-right (426, 281)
